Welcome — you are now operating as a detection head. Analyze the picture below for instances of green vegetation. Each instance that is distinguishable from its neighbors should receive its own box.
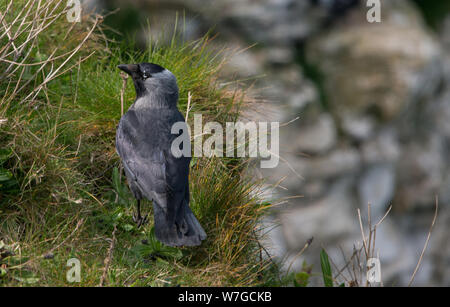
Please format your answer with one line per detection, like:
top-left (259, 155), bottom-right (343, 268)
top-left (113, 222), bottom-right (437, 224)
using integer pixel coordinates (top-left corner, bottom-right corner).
top-left (412, 0), bottom-right (450, 29)
top-left (320, 249), bottom-right (333, 287)
top-left (0, 1), bottom-right (274, 286)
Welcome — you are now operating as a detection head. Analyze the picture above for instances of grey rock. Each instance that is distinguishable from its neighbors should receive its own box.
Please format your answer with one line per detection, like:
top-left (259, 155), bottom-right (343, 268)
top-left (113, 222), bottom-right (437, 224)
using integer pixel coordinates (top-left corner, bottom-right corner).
top-left (265, 47), bottom-right (295, 65)
top-left (430, 88), bottom-right (450, 139)
top-left (372, 219), bottom-right (404, 265)
top-left (307, 0), bottom-right (441, 121)
top-left (221, 45), bottom-right (266, 78)
top-left (301, 148), bottom-right (361, 179)
top-left (361, 129), bottom-right (401, 164)
top-left (358, 165), bottom-right (395, 221)
top-left (396, 136), bottom-right (445, 211)
top-left (294, 114), bottom-right (337, 154)
top-left (341, 114), bottom-right (376, 141)
top-left (280, 179), bottom-right (357, 251)
top-left (442, 16), bottom-right (450, 48)
top-left (286, 86), bottom-right (317, 110)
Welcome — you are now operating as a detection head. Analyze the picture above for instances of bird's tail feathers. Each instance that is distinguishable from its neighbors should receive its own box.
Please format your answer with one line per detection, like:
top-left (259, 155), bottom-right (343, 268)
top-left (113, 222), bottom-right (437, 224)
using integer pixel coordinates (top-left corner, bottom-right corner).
top-left (153, 201), bottom-right (206, 247)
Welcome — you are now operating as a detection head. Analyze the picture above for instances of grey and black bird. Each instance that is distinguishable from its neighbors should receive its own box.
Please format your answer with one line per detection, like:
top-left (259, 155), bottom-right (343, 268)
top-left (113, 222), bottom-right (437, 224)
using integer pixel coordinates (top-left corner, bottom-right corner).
top-left (116, 62), bottom-right (206, 247)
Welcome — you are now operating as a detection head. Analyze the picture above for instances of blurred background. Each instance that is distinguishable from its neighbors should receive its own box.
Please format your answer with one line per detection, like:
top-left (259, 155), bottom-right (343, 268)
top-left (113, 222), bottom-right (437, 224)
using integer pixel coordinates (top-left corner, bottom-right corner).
top-left (84, 0), bottom-right (450, 286)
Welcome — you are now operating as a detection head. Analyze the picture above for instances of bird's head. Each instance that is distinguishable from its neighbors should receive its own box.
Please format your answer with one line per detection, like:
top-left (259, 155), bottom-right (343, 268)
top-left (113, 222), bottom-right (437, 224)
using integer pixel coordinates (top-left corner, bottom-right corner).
top-left (118, 63), bottom-right (178, 103)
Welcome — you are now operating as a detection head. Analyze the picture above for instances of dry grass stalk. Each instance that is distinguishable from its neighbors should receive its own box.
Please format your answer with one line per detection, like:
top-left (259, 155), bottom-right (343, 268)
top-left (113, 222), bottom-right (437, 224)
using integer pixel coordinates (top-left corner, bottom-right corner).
top-left (408, 196), bottom-right (439, 286)
top-left (99, 225), bottom-right (117, 287)
top-left (329, 204), bottom-right (392, 287)
top-left (0, 0), bottom-right (102, 107)
top-left (332, 196), bottom-right (438, 287)
top-left (119, 72), bottom-right (128, 116)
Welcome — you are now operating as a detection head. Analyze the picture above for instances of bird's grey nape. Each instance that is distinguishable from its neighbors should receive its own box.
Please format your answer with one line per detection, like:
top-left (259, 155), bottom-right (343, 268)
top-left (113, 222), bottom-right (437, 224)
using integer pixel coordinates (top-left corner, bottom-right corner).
top-left (118, 62), bottom-right (179, 108)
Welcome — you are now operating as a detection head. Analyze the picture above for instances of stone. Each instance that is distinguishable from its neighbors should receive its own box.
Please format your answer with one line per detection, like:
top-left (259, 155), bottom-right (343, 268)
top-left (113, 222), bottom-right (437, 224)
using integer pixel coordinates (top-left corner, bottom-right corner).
top-left (430, 89), bottom-right (450, 139)
top-left (294, 114), bottom-right (337, 154)
top-left (265, 47), bottom-right (294, 65)
top-left (286, 86), bottom-right (317, 110)
top-left (395, 136), bottom-right (445, 211)
top-left (361, 129), bottom-right (401, 164)
top-left (307, 0), bottom-right (441, 121)
top-left (221, 44), bottom-right (265, 78)
top-left (429, 211), bottom-right (450, 286)
top-left (280, 178), bottom-right (357, 250)
top-left (442, 16), bottom-right (450, 48)
top-left (341, 113), bottom-right (375, 141)
top-left (358, 164), bottom-right (395, 221)
top-left (301, 148), bottom-right (361, 179)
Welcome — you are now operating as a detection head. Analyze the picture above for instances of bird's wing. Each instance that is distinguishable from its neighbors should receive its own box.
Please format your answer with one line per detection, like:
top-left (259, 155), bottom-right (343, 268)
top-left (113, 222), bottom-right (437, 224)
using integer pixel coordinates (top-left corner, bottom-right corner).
top-left (116, 108), bottom-right (190, 218)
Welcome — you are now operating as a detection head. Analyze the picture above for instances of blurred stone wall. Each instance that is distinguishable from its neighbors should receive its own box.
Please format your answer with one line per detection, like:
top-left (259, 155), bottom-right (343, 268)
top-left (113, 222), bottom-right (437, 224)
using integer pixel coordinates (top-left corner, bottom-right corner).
top-left (88, 0), bottom-right (450, 285)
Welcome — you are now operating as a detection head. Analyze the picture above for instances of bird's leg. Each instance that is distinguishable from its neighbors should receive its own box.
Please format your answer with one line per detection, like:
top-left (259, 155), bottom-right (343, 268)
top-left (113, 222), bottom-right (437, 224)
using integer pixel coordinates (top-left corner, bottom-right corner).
top-left (132, 199), bottom-right (148, 227)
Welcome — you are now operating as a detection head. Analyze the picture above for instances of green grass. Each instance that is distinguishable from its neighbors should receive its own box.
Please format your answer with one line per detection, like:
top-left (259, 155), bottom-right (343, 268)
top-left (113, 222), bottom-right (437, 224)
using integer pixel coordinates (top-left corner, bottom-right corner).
top-left (0, 1), bottom-right (275, 286)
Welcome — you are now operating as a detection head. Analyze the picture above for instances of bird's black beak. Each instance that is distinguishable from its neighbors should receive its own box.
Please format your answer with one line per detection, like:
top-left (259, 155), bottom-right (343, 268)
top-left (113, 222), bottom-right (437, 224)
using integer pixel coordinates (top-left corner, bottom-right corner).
top-left (118, 64), bottom-right (139, 76)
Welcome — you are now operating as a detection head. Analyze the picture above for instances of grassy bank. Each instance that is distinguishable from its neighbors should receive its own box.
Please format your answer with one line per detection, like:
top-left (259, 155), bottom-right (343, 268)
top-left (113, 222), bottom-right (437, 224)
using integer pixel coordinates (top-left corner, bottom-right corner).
top-left (0, 1), bottom-right (274, 286)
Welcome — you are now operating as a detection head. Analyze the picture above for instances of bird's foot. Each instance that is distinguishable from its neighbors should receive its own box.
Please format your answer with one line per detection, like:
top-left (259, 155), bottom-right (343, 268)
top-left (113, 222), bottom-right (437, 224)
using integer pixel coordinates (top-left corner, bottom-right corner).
top-left (132, 212), bottom-right (148, 228)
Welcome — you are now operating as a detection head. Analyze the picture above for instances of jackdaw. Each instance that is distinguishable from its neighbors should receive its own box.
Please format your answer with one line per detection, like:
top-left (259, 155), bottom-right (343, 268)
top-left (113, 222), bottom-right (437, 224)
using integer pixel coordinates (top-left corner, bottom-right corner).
top-left (116, 62), bottom-right (206, 247)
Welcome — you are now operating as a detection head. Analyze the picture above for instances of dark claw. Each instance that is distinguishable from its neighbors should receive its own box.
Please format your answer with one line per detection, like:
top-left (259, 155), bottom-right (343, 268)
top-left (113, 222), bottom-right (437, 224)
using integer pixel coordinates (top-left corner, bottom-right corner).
top-left (140, 214), bottom-right (148, 227)
top-left (133, 212), bottom-right (148, 228)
